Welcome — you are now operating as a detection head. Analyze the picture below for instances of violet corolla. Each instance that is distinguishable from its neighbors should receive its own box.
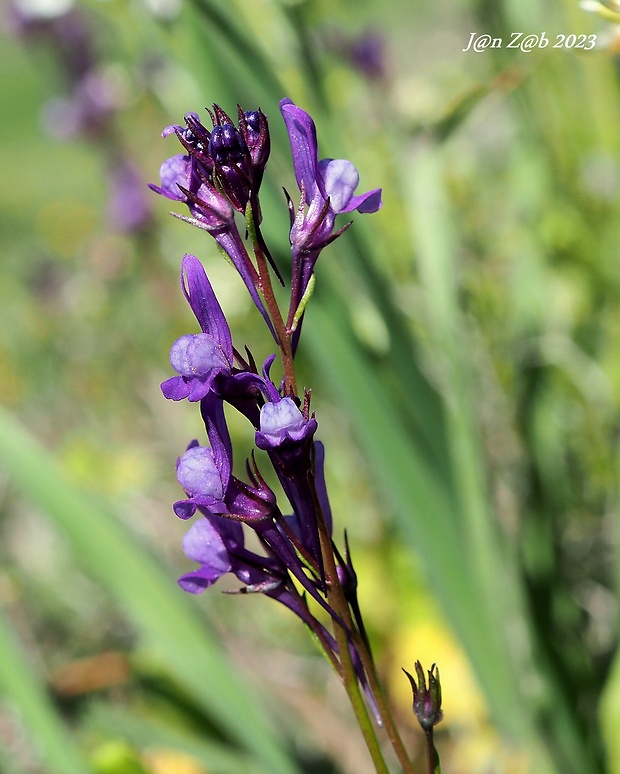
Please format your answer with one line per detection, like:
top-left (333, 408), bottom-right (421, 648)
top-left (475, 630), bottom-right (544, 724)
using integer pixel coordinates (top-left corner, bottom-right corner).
top-left (280, 98), bottom-right (382, 344)
top-left (161, 254), bottom-right (233, 402)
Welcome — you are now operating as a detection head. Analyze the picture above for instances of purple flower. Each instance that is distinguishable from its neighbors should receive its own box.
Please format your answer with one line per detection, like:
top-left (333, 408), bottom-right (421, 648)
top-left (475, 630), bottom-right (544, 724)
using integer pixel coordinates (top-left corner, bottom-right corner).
top-left (280, 99), bottom-right (382, 245)
top-left (150, 119), bottom-right (277, 339)
top-left (178, 512), bottom-right (326, 626)
top-left (254, 393), bottom-right (326, 577)
top-left (149, 140), bottom-right (235, 235)
top-left (279, 99), bottom-right (382, 348)
top-left (255, 396), bottom-right (317, 449)
top-left (173, 392), bottom-right (281, 526)
top-left (178, 514), bottom-right (382, 726)
top-left (178, 514), bottom-right (241, 593)
top-left (107, 158), bottom-right (153, 233)
top-left (178, 513), bottom-right (300, 597)
top-left (161, 255), bottom-right (234, 403)
top-left (173, 440), bottom-right (227, 520)
top-left (177, 443), bottom-right (225, 500)
top-left (348, 31), bottom-right (388, 82)
top-left (172, 393), bottom-right (342, 620)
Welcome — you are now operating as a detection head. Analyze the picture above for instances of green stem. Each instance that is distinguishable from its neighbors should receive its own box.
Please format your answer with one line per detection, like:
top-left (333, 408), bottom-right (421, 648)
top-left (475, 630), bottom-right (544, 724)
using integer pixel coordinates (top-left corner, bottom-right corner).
top-left (425, 729), bottom-right (441, 774)
top-left (350, 626), bottom-right (417, 774)
top-left (333, 615), bottom-right (391, 774)
top-left (311, 480), bottom-right (393, 774)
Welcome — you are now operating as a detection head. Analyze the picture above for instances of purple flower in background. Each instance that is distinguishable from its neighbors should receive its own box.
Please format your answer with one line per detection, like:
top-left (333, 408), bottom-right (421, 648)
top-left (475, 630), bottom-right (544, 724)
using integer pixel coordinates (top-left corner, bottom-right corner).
top-left (348, 30), bottom-right (388, 82)
top-left (107, 158), bottom-right (153, 232)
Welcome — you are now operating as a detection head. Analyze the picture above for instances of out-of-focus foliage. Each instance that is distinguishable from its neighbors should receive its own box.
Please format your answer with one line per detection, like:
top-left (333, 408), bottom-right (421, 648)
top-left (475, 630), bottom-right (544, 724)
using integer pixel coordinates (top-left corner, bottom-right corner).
top-left (0, 0), bottom-right (619, 772)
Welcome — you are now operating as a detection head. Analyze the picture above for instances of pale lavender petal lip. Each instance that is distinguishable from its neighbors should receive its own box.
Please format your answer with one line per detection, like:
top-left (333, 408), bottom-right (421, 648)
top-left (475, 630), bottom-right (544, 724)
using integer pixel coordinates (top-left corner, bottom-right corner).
top-left (182, 517), bottom-right (231, 570)
top-left (148, 154), bottom-right (191, 201)
top-left (169, 333), bottom-right (228, 376)
top-left (258, 397), bottom-right (307, 445)
top-left (176, 445), bottom-right (224, 500)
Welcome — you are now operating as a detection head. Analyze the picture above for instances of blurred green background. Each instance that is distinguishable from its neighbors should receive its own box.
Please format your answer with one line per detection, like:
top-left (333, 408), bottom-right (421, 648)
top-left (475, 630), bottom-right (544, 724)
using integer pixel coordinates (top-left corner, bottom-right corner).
top-left (1, 0), bottom-right (619, 772)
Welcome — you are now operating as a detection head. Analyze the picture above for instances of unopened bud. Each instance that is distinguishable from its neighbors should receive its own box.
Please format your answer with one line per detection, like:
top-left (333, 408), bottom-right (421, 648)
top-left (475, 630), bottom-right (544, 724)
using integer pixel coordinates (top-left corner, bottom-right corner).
top-left (402, 661), bottom-right (443, 732)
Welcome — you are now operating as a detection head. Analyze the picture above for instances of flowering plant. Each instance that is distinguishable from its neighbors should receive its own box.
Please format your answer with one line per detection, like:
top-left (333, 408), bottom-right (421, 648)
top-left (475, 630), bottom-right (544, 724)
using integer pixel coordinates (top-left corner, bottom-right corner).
top-left (151, 98), bottom-right (441, 773)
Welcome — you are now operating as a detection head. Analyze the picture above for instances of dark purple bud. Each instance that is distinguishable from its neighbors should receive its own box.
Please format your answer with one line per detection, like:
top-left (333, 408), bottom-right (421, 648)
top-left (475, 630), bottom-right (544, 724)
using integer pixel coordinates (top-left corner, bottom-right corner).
top-left (244, 110), bottom-right (261, 135)
top-left (209, 124), bottom-right (245, 164)
top-left (335, 536), bottom-right (357, 598)
top-left (201, 106), bottom-right (252, 212)
top-left (179, 112), bottom-right (209, 147)
top-left (403, 662), bottom-right (443, 732)
top-left (238, 107), bottom-right (271, 176)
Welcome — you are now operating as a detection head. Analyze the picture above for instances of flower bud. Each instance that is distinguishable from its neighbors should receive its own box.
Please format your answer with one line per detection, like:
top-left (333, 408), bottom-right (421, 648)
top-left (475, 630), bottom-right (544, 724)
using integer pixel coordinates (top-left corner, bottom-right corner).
top-left (239, 108), bottom-right (270, 176)
top-left (403, 661), bottom-right (443, 732)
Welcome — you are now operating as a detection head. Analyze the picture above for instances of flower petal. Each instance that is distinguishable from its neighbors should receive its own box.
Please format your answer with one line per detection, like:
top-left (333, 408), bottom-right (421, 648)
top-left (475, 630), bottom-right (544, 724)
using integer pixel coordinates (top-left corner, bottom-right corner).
top-left (178, 569), bottom-right (219, 593)
top-left (182, 517), bottom-right (232, 569)
top-left (318, 158), bottom-right (382, 214)
top-left (177, 445), bottom-right (224, 500)
top-left (318, 158), bottom-right (359, 212)
top-left (345, 187), bottom-right (383, 214)
top-left (280, 99), bottom-right (320, 199)
top-left (256, 397), bottom-right (309, 448)
top-left (149, 154), bottom-right (191, 201)
top-left (169, 333), bottom-right (229, 376)
top-left (181, 255), bottom-right (233, 361)
top-left (161, 375), bottom-right (191, 401)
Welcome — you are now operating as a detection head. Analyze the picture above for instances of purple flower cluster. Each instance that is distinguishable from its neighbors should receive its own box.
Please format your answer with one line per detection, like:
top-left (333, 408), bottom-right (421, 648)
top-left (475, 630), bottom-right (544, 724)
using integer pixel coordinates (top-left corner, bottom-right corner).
top-left (152, 100), bottom-right (382, 721)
